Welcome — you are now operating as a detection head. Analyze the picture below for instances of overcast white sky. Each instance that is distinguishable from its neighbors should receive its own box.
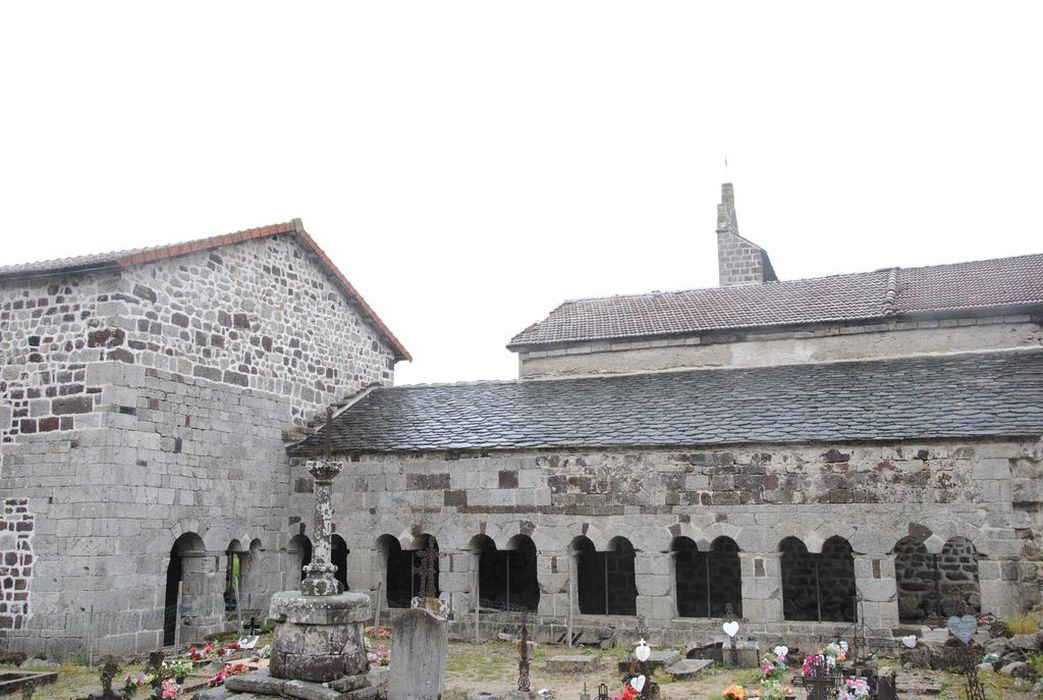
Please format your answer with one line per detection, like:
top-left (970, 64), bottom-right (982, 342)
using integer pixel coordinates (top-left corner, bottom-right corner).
top-left (2, 2), bottom-right (1041, 385)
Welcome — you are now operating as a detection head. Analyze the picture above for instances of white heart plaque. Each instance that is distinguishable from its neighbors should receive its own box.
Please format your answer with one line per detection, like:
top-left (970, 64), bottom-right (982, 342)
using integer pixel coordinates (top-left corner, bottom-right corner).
top-left (839, 641), bottom-right (848, 653)
top-left (722, 621), bottom-right (739, 637)
top-left (948, 615), bottom-right (977, 644)
top-left (630, 675), bottom-right (646, 693)
top-left (901, 635), bottom-right (917, 648)
top-left (773, 645), bottom-right (789, 659)
top-left (634, 639), bottom-right (651, 662)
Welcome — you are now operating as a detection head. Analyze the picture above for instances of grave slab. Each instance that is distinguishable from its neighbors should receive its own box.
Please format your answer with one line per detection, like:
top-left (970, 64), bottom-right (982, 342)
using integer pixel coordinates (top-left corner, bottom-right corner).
top-left (664, 658), bottom-right (714, 680)
top-left (545, 655), bottom-right (603, 673)
top-left (617, 650), bottom-right (680, 672)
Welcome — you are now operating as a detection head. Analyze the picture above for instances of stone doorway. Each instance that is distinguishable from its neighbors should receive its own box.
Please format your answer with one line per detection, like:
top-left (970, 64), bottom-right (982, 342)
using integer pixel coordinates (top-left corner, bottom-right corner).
top-left (163, 532), bottom-right (208, 646)
top-left (673, 536), bottom-right (742, 618)
top-left (780, 536), bottom-right (856, 622)
top-left (331, 534), bottom-right (349, 591)
top-left (287, 534), bottom-right (312, 586)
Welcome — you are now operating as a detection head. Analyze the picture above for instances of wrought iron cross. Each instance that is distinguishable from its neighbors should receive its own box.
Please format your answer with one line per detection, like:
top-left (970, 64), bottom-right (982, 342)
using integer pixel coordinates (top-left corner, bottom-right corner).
top-left (517, 620), bottom-right (531, 692)
top-left (946, 644), bottom-right (987, 700)
top-left (419, 538), bottom-right (439, 599)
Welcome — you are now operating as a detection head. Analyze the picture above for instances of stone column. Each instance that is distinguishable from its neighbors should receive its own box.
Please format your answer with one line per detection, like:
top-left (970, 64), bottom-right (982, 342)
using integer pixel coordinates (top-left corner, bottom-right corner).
top-left (979, 558), bottom-right (1022, 618)
top-left (740, 551), bottom-right (783, 627)
top-left (635, 551), bottom-right (673, 622)
top-left (853, 554), bottom-right (898, 629)
top-left (301, 459), bottom-right (343, 597)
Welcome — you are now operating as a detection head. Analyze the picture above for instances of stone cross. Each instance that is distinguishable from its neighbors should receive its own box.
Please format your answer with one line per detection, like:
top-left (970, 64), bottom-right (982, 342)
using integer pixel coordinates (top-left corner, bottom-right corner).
top-left (301, 408), bottom-right (344, 596)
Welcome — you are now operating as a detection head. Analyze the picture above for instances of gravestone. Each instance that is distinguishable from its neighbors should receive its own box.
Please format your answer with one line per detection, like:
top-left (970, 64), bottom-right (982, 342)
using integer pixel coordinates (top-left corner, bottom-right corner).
top-left (390, 607), bottom-right (448, 700)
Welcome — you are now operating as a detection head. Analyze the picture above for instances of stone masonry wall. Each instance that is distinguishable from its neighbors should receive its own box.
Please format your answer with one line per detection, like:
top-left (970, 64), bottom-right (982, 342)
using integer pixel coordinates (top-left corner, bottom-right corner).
top-left (0, 499), bottom-right (34, 634)
top-left (517, 314), bottom-right (1043, 379)
top-left (0, 234), bottom-right (398, 656)
top-left (290, 438), bottom-right (1042, 645)
top-left (717, 230), bottom-right (770, 287)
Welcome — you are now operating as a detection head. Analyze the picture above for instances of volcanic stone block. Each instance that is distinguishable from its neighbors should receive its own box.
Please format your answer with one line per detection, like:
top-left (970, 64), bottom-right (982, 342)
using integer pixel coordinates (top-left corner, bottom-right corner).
top-left (268, 591), bottom-right (371, 683)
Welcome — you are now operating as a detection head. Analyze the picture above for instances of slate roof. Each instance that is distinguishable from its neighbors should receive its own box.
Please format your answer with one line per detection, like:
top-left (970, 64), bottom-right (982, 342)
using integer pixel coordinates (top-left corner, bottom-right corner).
top-left (508, 253), bottom-right (1043, 349)
top-left (289, 349), bottom-right (1043, 455)
top-left (0, 219), bottom-right (411, 361)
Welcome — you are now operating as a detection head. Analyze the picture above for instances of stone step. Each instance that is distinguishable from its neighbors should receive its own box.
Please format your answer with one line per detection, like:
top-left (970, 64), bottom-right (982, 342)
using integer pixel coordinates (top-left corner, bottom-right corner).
top-left (545, 655), bottom-right (603, 673)
top-left (664, 658), bottom-right (714, 680)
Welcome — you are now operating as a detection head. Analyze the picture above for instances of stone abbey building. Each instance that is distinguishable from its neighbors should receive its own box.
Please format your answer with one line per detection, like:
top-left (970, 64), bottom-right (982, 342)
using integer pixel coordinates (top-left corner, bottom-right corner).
top-left (2, 187), bottom-right (1042, 658)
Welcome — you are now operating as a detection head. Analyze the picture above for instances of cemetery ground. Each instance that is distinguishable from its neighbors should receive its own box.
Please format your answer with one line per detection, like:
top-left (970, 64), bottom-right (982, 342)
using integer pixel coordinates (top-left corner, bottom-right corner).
top-left (6, 637), bottom-right (1042, 700)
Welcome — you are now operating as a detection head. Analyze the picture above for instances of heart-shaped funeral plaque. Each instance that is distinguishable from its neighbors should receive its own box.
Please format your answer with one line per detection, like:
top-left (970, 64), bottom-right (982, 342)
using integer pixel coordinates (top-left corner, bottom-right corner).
top-left (630, 675), bottom-right (646, 693)
top-left (722, 621), bottom-right (739, 638)
top-left (634, 639), bottom-right (651, 662)
top-left (902, 635), bottom-right (917, 648)
top-left (948, 615), bottom-right (977, 644)
top-left (773, 646), bottom-right (789, 659)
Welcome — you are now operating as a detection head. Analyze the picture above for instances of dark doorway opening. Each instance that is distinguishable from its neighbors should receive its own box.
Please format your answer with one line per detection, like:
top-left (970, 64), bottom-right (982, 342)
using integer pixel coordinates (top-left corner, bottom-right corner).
top-left (674, 536), bottom-right (742, 618)
top-left (780, 536), bottom-right (856, 622)
top-left (331, 534), bottom-right (349, 591)
top-left (574, 536), bottom-right (637, 616)
top-left (164, 532), bottom-right (205, 646)
top-left (473, 534), bottom-right (540, 611)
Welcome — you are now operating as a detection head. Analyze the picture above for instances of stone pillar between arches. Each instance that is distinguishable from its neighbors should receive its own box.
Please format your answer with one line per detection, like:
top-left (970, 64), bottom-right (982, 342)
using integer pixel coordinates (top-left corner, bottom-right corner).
top-left (852, 553), bottom-right (898, 630)
top-left (740, 551), bottom-right (782, 626)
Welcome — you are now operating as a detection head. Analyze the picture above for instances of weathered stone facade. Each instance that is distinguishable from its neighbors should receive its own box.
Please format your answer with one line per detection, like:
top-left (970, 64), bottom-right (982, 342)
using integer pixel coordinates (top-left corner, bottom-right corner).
top-left (0, 226), bottom-right (403, 657)
top-left (288, 438), bottom-right (1043, 645)
top-left (516, 314), bottom-right (1043, 379)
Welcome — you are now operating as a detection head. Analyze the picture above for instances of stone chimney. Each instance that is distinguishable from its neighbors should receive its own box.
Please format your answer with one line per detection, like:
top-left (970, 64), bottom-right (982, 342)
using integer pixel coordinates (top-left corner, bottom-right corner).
top-left (716, 183), bottom-right (777, 286)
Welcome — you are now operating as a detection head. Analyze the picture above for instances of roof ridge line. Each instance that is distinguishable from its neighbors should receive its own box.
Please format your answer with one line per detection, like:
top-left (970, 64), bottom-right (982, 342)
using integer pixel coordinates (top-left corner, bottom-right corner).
top-left (882, 267), bottom-right (899, 315)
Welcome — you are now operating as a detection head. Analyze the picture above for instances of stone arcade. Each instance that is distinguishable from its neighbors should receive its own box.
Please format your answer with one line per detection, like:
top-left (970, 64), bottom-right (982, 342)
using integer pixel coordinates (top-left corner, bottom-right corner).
top-left (2, 189), bottom-right (1042, 659)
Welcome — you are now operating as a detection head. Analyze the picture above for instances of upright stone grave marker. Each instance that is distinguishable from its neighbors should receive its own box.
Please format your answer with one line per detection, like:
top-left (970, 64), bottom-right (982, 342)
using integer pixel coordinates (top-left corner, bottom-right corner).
top-left (390, 606), bottom-right (449, 700)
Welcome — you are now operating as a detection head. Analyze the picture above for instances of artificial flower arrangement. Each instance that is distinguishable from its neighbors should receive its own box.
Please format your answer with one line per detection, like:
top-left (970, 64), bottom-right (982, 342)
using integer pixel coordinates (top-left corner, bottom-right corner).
top-left (838, 677), bottom-right (870, 700)
top-left (163, 660), bottom-right (192, 683)
top-left (161, 678), bottom-right (181, 699)
top-left (218, 641), bottom-right (242, 657)
top-left (187, 641), bottom-right (215, 661)
top-left (801, 641), bottom-right (848, 676)
top-left (366, 643), bottom-right (390, 667)
top-left (723, 684), bottom-right (748, 700)
top-left (612, 684), bottom-right (641, 700)
top-left (207, 661), bottom-right (250, 687)
top-left (121, 671), bottom-right (156, 697)
top-left (760, 649), bottom-right (787, 681)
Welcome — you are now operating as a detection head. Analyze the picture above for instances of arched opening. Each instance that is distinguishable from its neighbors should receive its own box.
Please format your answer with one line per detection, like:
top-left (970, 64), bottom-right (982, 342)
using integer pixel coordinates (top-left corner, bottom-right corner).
top-left (287, 534), bottom-right (312, 585)
top-left (237, 539), bottom-right (262, 614)
top-left (895, 536), bottom-right (935, 623)
top-left (224, 539), bottom-right (244, 612)
top-left (380, 534), bottom-right (439, 608)
top-left (572, 536), bottom-right (637, 616)
top-left (781, 536), bottom-right (855, 622)
top-left (894, 535), bottom-right (981, 622)
top-left (674, 536), bottom-right (743, 618)
top-left (472, 534), bottom-right (540, 612)
top-left (164, 532), bottom-right (205, 646)
top-left (331, 534), bottom-right (349, 591)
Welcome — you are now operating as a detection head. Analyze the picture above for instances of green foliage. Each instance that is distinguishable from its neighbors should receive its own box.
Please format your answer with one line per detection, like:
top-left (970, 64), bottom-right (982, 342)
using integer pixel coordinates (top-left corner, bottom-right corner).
top-left (1027, 652), bottom-right (1043, 677)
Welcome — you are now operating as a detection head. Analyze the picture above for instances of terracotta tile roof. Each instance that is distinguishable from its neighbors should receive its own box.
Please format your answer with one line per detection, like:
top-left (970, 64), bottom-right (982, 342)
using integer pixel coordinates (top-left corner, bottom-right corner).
top-left (0, 219), bottom-right (411, 361)
top-left (509, 253), bottom-right (1043, 349)
top-left (289, 349), bottom-right (1043, 454)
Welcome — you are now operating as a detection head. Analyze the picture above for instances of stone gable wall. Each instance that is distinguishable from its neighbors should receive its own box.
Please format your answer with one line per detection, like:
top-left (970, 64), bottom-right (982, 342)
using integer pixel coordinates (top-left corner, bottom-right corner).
top-left (292, 438), bottom-right (1042, 643)
top-left (0, 233), bottom-right (400, 657)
